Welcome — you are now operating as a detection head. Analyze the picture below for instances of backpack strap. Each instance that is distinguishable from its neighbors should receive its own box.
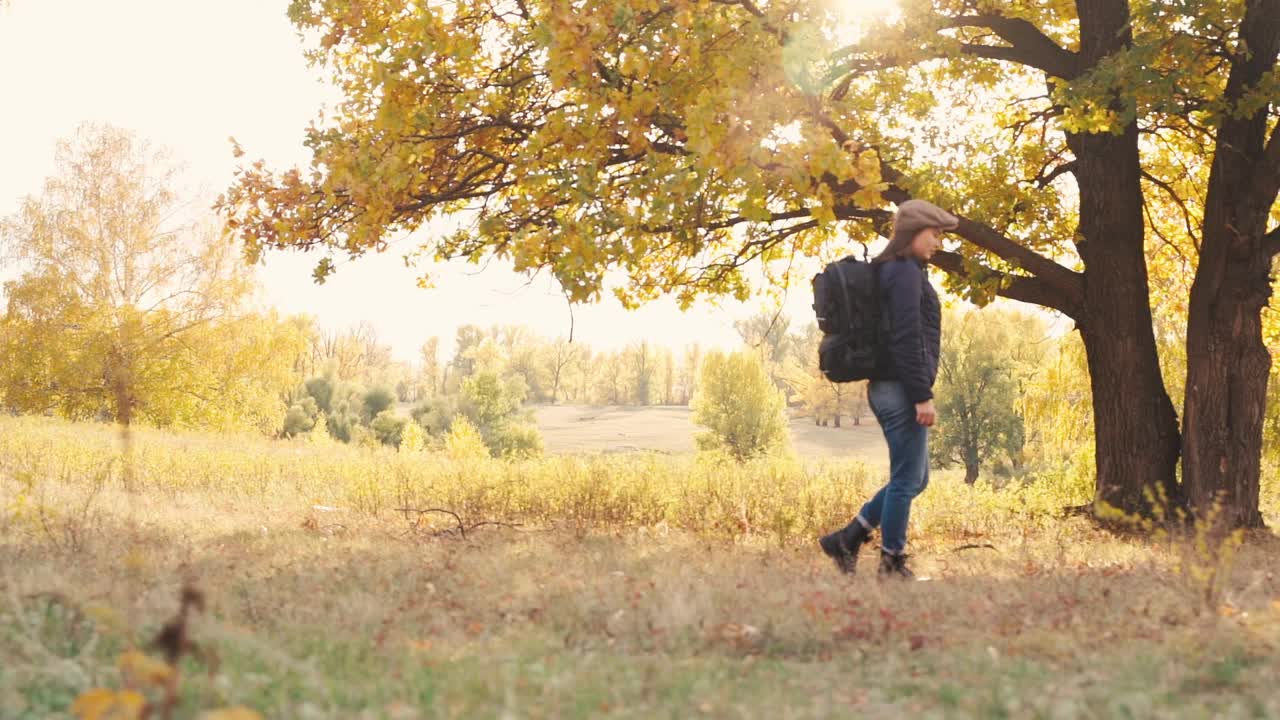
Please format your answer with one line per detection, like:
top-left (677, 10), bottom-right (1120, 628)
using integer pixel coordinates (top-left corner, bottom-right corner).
top-left (831, 260), bottom-right (855, 335)
top-left (873, 262), bottom-right (889, 356)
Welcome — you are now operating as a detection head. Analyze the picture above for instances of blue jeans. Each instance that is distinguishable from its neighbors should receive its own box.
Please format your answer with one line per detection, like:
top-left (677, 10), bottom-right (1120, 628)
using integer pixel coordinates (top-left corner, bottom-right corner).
top-left (855, 380), bottom-right (930, 554)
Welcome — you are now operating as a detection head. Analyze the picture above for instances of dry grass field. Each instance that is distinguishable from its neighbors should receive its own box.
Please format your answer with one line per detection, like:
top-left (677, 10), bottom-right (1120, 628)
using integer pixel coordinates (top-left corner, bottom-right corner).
top-left (3, 416), bottom-right (1279, 719)
top-left (532, 405), bottom-right (887, 464)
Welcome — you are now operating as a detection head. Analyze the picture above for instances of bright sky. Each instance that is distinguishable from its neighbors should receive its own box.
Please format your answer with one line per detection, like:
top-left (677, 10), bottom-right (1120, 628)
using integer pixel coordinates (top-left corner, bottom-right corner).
top-left (0, 0), bottom-right (903, 364)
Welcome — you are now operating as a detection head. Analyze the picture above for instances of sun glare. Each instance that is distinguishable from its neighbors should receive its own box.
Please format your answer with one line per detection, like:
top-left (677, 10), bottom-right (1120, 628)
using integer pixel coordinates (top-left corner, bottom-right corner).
top-left (841, 0), bottom-right (900, 18)
top-left (830, 0), bottom-right (901, 36)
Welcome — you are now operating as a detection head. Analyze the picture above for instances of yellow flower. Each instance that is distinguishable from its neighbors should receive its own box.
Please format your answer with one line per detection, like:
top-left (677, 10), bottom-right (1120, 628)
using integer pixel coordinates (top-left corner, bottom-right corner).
top-left (117, 650), bottom-right (175, 688)
top-left (70, 688), bottom-right (147, 720)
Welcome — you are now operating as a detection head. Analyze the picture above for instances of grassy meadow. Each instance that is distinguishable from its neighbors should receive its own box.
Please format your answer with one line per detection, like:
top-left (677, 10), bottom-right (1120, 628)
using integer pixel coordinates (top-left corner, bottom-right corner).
top-left (3, 415), bottom-right (1280, 719)
top-left (530, 405), bottom-right (888, 462)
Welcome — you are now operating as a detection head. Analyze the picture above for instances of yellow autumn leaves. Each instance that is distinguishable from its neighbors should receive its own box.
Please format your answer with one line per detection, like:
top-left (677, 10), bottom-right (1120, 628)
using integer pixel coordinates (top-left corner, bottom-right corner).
top-left (116, 650), bottom-right (176, 689)
top-left (71, 648), bottom-right (262, 720)
top-left (221, 0), bottom-right (893, 307)
top-left (71, 689), bottom-right (147, 720)
top-left (71, 651), bottom-right (261, 720)
top-left (66, 582), bottom-right (261, 720)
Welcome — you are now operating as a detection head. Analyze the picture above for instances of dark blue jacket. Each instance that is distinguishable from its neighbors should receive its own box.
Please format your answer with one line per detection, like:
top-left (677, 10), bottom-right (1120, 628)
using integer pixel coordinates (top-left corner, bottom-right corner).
top-left (875, 258), bottom-right (940, 403)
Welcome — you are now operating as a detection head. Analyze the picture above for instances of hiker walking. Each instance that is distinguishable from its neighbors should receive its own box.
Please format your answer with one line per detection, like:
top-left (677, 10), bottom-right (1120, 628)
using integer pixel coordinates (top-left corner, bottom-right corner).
top-left (819, 199), bottom-right (958, 579)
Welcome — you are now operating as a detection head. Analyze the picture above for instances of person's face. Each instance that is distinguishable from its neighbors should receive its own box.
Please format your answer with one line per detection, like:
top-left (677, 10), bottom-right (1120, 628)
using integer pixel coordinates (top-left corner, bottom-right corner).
top-left (909, 227), bottom-right (944, 261)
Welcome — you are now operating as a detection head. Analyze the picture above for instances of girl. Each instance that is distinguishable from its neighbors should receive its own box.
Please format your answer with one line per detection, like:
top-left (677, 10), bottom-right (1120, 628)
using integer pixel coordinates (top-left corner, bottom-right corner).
top-left (818, 199), bottom-right (957, 579)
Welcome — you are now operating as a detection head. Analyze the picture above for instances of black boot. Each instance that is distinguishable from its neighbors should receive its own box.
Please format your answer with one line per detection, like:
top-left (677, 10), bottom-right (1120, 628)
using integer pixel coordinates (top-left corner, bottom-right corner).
top-left (877, 550), bottom-right (914, 580)
top-left (818, 521), bottom-right (871, 574)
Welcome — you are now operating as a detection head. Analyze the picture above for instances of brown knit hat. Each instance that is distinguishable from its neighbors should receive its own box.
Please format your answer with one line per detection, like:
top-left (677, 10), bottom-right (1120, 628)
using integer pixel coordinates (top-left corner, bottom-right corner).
top-left (892, 199), bottom-right (959, 242)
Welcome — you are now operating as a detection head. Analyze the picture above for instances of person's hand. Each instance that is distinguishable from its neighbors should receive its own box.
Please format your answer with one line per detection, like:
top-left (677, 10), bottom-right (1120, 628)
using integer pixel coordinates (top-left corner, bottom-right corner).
top-left (915, 399), bottom-right (937, 427)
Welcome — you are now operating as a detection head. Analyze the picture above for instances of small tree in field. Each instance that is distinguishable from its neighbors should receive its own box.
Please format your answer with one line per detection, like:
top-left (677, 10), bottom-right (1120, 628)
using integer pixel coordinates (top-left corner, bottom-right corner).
top-left (932, 308), bottom-right (1043, 484)
top-left (0, 123), bottom-right (278, 431)
top-left (457, 367), bottom-right (544, 458)
top-left (282, 396), bottom-right (319, 437)
top-left (399, 420), bottom-right (427, 453)
top-left (370, 409), bottom-right (407, 448)
top-left (444, 416), bottom-right (489, 462)
top-left (691, 350), bottom-right (789, 461)
top-left (361, 386), bottom-right (397, 422)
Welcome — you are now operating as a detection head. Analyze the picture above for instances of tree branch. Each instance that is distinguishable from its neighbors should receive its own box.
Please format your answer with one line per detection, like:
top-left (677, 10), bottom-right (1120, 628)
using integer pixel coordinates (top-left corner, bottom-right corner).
top-left (1033, 159), bottom-right (1077, 188)
top-left (828, 13), bottom-right (1077, 92)
top-left (710, 0), bottom-right (787, 41)
top-left (931, 250), bottom-right (1079, 318)
top-left (950, 218), bottom-right (1083, 306)
top-left (639, 208), bottom-right (811, 235)
top-left (833, 204), bottom-right (893, 226)
top-left (807, 108), bottom-right (1084, 307)
top-left (1141, 195), bottom-right (1195, 270)
top-left (1140, 170), bottom-right (1203, 253)
top-left (943, 14), bottom-right (1080, 79)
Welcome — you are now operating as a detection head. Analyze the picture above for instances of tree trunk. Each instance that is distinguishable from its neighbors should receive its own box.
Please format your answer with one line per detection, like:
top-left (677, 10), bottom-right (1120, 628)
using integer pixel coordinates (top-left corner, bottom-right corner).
top-left (1034, 1), bottom-right (1181, 518)
top-left (964, 462), bottom-right (979, 486)
top-left (1181, 0), bottom-right (1279, 529)
top-left (106, 343), bottom-right (138, 491)
top-left (1183, 258), bottom-right (1271, 528)
top-left (1069, 122), bottom-right (1182, 517)
top-left (834, 414), bottom-right (841, 428)
top-left (1078, 309), bottom-right (1182, 517)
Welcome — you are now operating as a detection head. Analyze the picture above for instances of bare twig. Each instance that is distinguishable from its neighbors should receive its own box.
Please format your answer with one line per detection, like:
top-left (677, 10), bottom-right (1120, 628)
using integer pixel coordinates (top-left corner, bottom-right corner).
top-left (1140, 170), bottom-right (1202, 253)
top-left (464, 520), bottom-right (525, 534)
top-left (951, 543), bottom-right (999, 552)
top-left (397, 506), bottom-right (466, 537)
top-left (395, 507), bottom-right (524, 539)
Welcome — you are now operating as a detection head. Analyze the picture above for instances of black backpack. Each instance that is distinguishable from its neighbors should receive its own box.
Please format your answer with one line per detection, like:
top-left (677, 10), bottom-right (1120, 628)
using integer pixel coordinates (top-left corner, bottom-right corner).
top-left (812, 256), bottom-right (884, 383)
